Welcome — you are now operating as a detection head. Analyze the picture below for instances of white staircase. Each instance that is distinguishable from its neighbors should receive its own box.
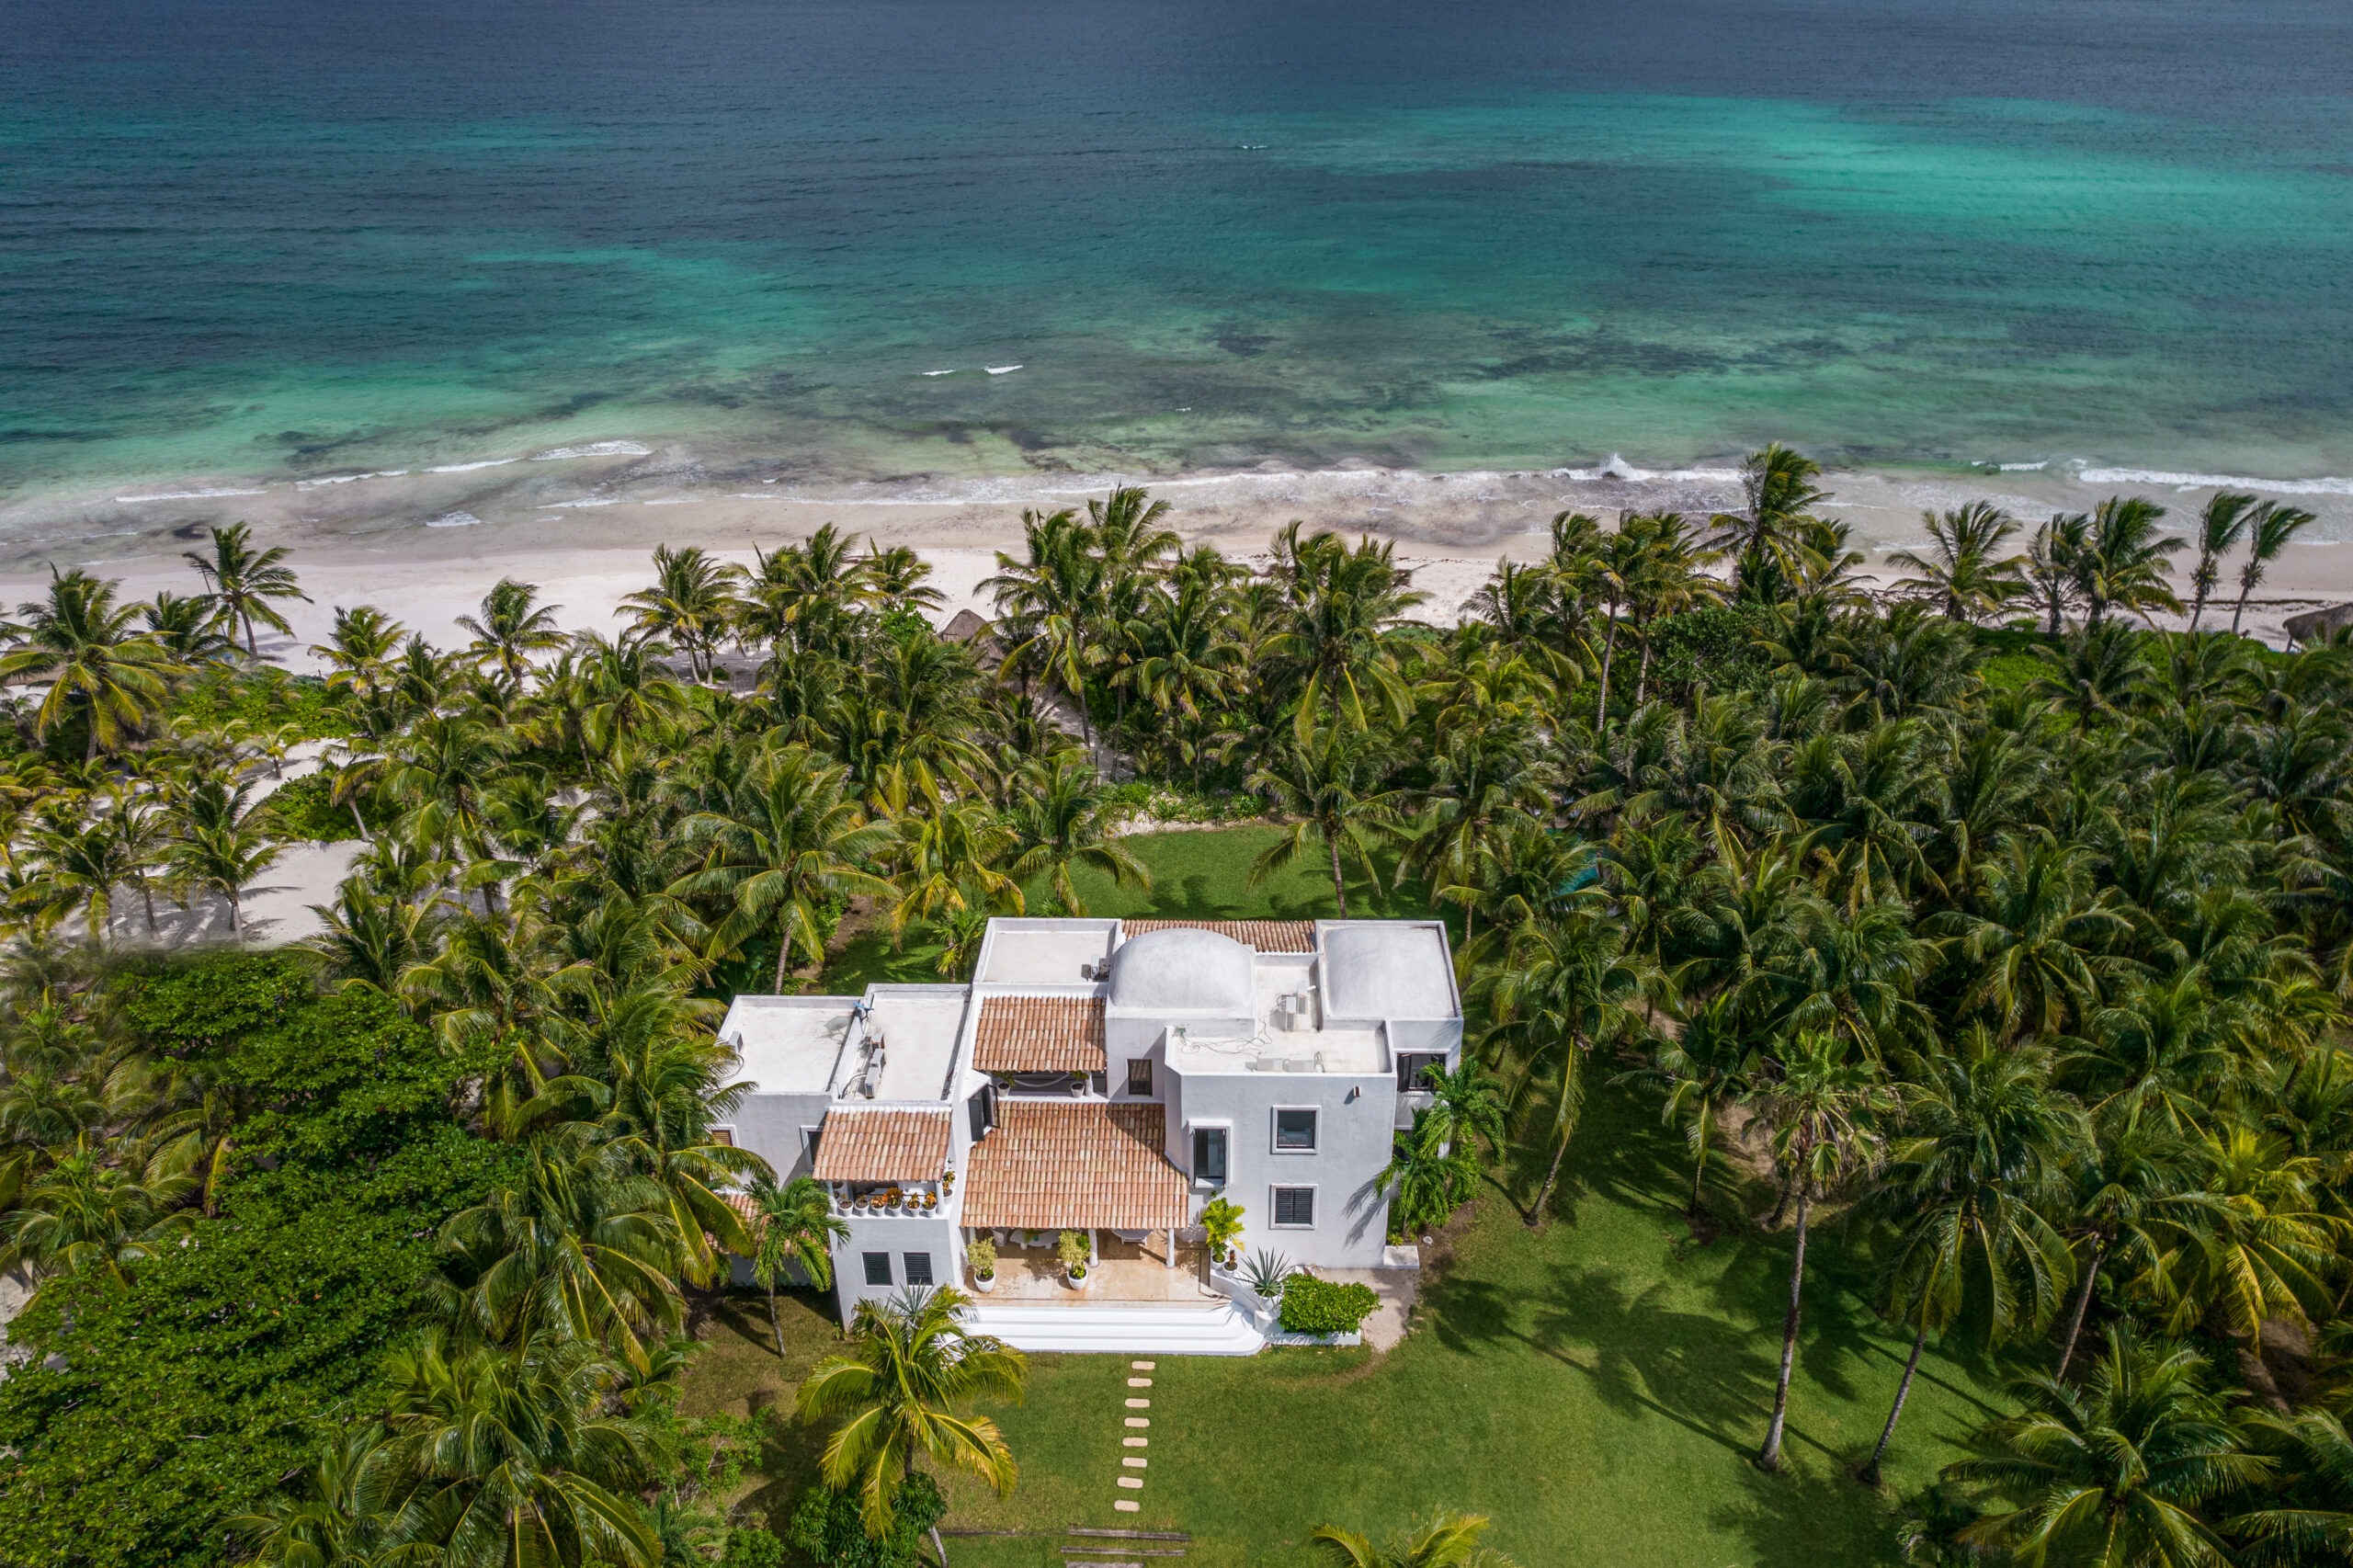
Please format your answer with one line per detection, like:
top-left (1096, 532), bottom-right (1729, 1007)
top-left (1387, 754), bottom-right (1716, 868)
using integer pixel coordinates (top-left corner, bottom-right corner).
top-left (963, 1301), bottom-right (1266, 1356)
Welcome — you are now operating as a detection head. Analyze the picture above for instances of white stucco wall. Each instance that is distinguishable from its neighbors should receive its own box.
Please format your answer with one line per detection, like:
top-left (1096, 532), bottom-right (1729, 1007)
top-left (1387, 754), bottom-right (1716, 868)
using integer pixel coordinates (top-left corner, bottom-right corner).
top-left (1170, 1064), bottom-right (1399, 1268)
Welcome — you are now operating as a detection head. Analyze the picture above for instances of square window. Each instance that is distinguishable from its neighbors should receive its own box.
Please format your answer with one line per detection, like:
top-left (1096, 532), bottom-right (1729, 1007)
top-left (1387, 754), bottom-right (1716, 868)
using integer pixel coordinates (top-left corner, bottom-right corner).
top-left (1126, 1057), bottom-right (1154, 1096)
top-left (710, 1126), bottom-right (736, 1147)
top-left (1396, 1052), bottom-right (1448, 1092)
top-left (1273, 1187), bottom-right (1314, 1227)
top-left (1275, 1108), bottom-right (1317, 1152)
top-left (904, 1252), bottom-right (934, 1287)
top-left (861, 1251), bottom-right (892, 1287)
top-left (1192, 1126), bottom-right (1228, 1183)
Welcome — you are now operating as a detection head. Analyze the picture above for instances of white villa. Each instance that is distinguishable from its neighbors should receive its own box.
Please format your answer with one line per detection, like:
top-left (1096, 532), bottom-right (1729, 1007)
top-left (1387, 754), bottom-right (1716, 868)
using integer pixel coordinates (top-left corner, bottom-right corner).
top-left (715, 916), bottom-right (1459, 1353)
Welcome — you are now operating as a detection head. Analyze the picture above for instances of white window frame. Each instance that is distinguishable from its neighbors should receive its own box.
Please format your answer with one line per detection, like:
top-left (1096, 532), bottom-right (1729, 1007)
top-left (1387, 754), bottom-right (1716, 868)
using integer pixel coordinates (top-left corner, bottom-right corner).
top-left (903, 1252), bottom-right (935, 1287)
top-left (861, 1251), bottom-right (892, 1287)
top-left (1190, 1123), bottom-right (1229, 1186)
top-left (1126, 1056), bottom-right (1155, 1096)
top-left (1272, 1106), bottom-right (1319, 1153)
top-left (1270, 1184), bottom-right (1317, 1229)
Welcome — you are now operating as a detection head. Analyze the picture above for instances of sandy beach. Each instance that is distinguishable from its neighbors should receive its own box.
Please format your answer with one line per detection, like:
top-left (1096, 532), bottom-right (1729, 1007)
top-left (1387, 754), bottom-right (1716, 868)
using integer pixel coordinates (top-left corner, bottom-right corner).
top-left (4, 449), bottom-right (2351, 659)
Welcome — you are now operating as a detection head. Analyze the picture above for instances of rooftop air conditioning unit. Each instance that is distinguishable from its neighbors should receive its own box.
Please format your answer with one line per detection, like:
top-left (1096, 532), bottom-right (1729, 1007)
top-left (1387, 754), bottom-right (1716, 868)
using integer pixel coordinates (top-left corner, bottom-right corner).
top-left (1273, 994), bottom-right (1308, 1031)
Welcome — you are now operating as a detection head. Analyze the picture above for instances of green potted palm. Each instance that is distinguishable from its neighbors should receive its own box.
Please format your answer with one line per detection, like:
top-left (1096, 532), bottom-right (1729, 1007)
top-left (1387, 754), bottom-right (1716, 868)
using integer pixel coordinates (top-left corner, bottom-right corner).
top-left (1058, 1229), bottom-right (1092, 1290)
top-left (1199, 1195), bottom-right (1245, 1270)
top-left (967, 1235), bottom-right (997, 1292)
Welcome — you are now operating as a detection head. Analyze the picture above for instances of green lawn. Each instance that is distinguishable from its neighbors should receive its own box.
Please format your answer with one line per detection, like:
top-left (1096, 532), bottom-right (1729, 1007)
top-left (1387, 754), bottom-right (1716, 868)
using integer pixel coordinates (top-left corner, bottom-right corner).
top-left (690, 828), bottom-right (2013, 1566)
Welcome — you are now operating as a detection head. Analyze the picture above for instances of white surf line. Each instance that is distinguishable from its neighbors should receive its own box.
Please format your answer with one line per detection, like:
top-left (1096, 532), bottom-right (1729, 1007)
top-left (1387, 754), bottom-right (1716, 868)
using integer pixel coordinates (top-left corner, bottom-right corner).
top-left (921, 369), bottom-right (959, 377)
top-left (426, 458), bottom-right (520, 472)
top-left (984, 364), bottom-right (1023, 375)
top-left (113, 487), bottom-right (267, 503)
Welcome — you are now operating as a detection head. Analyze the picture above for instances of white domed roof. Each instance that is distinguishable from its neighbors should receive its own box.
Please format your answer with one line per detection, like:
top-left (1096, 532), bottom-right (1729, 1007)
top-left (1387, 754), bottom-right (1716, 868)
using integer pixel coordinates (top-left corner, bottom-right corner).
top-left (1322, 924), bottom-right (1458, 1021)
top-left (1107, 927), bottom-right (1255, 1014)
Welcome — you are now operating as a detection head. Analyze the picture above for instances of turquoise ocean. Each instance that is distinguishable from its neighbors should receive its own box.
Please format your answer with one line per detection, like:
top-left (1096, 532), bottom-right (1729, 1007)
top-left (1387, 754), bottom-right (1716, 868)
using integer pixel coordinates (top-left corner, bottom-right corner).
top-left (5, 0), bottom-right (2353, 505)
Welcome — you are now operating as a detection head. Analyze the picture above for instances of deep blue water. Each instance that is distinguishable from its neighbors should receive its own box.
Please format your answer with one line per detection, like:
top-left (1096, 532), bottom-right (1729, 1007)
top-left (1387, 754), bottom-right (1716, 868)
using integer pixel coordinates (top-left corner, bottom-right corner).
top-left (4, 0), bottom-right (2351, 493)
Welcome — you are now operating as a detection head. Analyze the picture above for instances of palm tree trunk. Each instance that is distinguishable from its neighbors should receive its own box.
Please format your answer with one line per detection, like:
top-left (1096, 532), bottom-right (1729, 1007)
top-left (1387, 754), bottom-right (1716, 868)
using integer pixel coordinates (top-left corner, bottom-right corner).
top-left (931, 1526), bottom-right (951, 1567)
top-left (226, 888), bottom-right (243, 941)
top-left (2231, 580), bottom-right (2256, 637)
top-left (2188, 580), bottom-right (2209, 631)
top-left (1326, 830), bottom-right (1348, 919)
top-left (773, 922), bottom-right (794, 994)
top-left (1632, 623), bottom-right (1653, 709)
top-left (1594, 617), bottom-right (1619, 731)
top-left (2055, 1237), bottom-right (2105, 1380)
top-left (141, 882), bottom-right (158, 936)
top-left (1531, 1119), bottom-right (1574, 1227)
top-left (1859, 1315), bottom-right (1927, 1485)
top-left (1756, 1184), bottom-right (1811, 1472)
top-left (767, 1281), bottom-right (786, 1359)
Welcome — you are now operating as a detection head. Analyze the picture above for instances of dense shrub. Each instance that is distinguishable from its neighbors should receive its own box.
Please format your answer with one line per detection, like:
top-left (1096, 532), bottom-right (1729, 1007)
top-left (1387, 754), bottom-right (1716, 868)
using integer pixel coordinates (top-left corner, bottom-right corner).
top-left (1278, 1272), bottom-right (1381, 1336)
top-left (0, 1127), bottom-right (516, 1568)
top-left (262, 767), bottom-right (381, 842)
top-left (165, 665), bottom-right (354, 740)
top-left (785, 1474), bottom-right (944, 1568)
top-left (1641, 606), bottom-right (1776, 698)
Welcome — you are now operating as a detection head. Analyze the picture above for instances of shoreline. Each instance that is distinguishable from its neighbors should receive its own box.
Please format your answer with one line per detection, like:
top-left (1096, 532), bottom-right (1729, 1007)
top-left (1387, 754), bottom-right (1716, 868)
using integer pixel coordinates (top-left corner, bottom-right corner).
top-left (4, 446), bottom-right (2351, 658)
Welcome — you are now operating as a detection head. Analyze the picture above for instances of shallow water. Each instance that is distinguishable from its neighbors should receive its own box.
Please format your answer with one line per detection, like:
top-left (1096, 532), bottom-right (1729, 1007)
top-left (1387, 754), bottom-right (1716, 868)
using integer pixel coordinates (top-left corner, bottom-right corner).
top-left (5, 0), bottom-right (2352, 502)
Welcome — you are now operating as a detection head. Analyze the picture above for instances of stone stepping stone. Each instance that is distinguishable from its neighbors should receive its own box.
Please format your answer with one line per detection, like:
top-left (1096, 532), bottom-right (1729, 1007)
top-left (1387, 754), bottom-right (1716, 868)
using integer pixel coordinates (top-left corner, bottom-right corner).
top-left (1118, 1476), bottom-right (1144, 1489)
top-left (1131, 1360), bottom-right (1155, 1370)
top-left (1122, 1457), bottom-right (1147, 1469)
top-left (1122, 1437), bottom-right (1148, 1447)
top-left (1115, 1500), bottom-right (1141, 1513)
top-left (1124, 1416), bottom-right (1150, 1427)
top-left (1124, 1398), bottom-right (1150, 1408)
top-left (1127, 1377), bottom-right (1153, 1387)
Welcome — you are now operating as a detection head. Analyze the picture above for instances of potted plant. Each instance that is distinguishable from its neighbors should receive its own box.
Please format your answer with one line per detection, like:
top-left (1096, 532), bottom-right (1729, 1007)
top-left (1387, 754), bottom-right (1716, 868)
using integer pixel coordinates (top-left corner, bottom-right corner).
top-left (1199, 1194), bottom-right (1245, 1270)
top-left (922, 1190), bottom-right (938, 1211)
top-left (1058, 1229), bottom-right (1092, 1289)
top-left (967, 1236), bottom-right (997, 1292)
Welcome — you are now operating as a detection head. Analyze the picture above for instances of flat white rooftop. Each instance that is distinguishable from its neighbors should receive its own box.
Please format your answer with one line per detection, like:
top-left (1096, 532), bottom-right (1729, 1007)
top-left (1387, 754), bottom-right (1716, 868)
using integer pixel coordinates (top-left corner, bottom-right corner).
top-left (722, 996), bottom-right (854, 1096)
top-left (1169, 954), bottom-right (1387, 1075)
top-left (981, 922), bottom-right (1114, 987)
top-left (859, 991), bottom-right (969, 1103)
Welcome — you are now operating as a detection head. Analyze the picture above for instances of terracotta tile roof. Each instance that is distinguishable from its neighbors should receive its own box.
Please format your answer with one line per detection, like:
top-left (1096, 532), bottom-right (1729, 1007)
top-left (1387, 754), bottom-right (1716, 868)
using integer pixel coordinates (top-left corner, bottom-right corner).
top-left (811, 1108), bottom-right (952, 1182)
top-left (961, 1101), bottom-right (1189, 1232)
top-left (973, 995), bottom-right (1107, 1074)
top-left (1120, 918), bottom-right (1316, 953)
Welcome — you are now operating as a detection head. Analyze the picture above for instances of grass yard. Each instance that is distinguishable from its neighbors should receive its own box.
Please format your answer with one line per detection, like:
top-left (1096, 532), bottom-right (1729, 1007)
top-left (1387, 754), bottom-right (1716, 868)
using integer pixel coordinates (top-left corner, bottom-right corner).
top-left (688, 827), bottom-right (2012, 1565)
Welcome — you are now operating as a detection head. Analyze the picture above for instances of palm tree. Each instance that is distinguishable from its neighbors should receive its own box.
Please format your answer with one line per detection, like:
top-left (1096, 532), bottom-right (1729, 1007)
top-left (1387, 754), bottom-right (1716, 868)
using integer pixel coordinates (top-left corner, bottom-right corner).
top-left (2152, 1128), bottom-right (2344, 1352)
top-left (1263, 523), bottom-right (1428, 744)
top-left (1246, 722), bottom-right (1404, 919)
top-left (165, 772), bottom-right (285, 939)
top-left (1857, 1029), bottom-right (2078, 1484)
top-left (1947, 1325), bottom-right (2261, 1568)
top-left (0, 569), bottom-right (180, 759)
top-left (2231, 501), bottom-right (2317, 638)
top-left (746, 1172), bottom-right (847, 1358)
top-left (2185, 493), bottom-right (2259, 632)
top-left (432, 1125), bottom-right (685, 1373)
top-left (311, 603), bottom-right (408, 704)
top-left (1707, 444), bottom-right (1828, 606)
top-left (1620, 992), bottom-right (1758, 1214)
top-left (2053, 1122), bottom-right (2212, 1379)
top-left (2030, 623), bottom-right (2151, 735)
top-left (1936, 831), bottom-right (2130, 1041)
top-left (2231, 1405), bottom-right (2353, 1566)
top-left (0, 1142), bottom-right (199, 1303)
top-left (458, 578), bottom-right (569, 687)
top-left (674, 745), bottom-right (894, 992)
top-left (1750, 1029), bottom-right (1894, 1472)
top-left (379, 1332), bottom-right (664, 1568)
top-left (1478, 905), bottom-right (1658, 1221)
top-left (797, 1285), bottom-right (1029, 1538)
top-left (142, 590), bottom-right (237, 665)
top-left (886, 801), bottom-right (1020, 952)
top-left (1310, 1510), bottom-right (1519, 1568)
top-left (229, 1426), bottom-right (408, 1568)
top-left (1889, 502), bottom-right (2027, 623)
top-left (2075, 496), bottom-right (2183, 631)
top-left (1005, 755), bottom-right (1151, 916)
top-left (620, 546), bottom-right (737, 683)
top-left (984, 508), bottom-right (1103, 747)
top-left (2026, 514), bottom-right (2088, 636)
top-left (183, 521), bottom-right (309, 655)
